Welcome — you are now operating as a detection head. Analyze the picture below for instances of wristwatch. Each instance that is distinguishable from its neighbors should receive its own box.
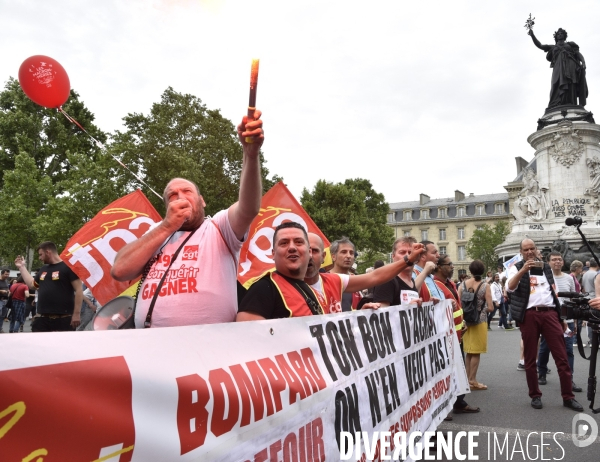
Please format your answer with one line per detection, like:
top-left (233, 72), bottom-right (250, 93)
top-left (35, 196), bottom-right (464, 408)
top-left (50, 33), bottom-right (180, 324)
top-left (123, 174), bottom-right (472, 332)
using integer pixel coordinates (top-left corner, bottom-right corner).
top-left (404, 255), bottom-right (414, 266)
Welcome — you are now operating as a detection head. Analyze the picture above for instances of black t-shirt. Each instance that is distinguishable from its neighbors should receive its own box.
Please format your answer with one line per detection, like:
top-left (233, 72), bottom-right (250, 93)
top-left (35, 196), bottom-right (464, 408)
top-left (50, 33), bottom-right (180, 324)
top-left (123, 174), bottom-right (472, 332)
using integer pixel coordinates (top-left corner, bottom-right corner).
top-left (0, 278), bottom-right (9, 301)
top-left (239, 274), bottom-right (319, 319)
top-left (34, 261), bottom-right (79, 314)
top-left (373, 276), bottom-right (416, 306)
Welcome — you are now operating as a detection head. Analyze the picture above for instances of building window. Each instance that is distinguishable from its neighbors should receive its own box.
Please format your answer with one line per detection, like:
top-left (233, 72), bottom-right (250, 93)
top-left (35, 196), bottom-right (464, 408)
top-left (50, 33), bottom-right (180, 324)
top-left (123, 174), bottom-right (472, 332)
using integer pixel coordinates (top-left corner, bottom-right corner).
top-left (458, 269), bottom-right (467, 277)
top-left (458, 227), bottom-right (465, 239)
top-left (476, 225), bottom-right (484, 231)
top-left (458, 245), bottom-right (466, 261)
top-left (403, 230), bottom-right (411, 237)
top-left (420, 209), bottom-right (429, 220)
top-left (405, 211), bottom-right (412, 221)
top-left (476, 204), bottom-right (485, 216)
top-left (495, 203), bottom-right (504, 214)
top-left (439, 229), bottom-right (446, 240)
top-left (439, 208), bottom-right (446, 219)
top-left (387, 212), bottom-right (395, 223)
top-left (439, 245), bottom-right (447, 254)
top-left (458, 207), bottom-right (465, 217)
top-left (421, 230), bottom-right (428, 241)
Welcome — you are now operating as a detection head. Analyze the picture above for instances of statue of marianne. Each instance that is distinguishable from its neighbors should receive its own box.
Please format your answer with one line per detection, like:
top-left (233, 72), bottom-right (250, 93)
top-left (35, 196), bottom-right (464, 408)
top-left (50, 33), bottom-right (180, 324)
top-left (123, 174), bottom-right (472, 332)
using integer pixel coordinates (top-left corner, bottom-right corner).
top-left (528, 28), bottom-right (588, 109)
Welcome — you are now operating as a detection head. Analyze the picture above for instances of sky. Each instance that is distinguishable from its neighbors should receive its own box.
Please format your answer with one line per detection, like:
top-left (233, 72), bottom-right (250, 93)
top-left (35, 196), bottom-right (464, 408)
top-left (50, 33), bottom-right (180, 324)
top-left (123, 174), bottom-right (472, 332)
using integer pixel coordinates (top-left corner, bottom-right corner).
top-left (3, 0), bottom-right (600, 205)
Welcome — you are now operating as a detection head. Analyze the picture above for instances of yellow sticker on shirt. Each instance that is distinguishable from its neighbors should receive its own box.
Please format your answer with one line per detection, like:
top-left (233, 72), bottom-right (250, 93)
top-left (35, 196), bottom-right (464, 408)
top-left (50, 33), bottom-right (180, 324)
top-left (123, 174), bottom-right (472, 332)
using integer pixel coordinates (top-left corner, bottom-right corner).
top-left (52, 271), bottom-right (59, 280)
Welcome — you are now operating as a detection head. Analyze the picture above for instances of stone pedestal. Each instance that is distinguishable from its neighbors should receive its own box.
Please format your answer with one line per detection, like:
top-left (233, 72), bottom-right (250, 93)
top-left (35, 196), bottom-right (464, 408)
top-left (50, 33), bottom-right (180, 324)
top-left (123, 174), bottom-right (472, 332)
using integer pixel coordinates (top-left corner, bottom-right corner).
top-left (497, 106), bottom-right (600, 261)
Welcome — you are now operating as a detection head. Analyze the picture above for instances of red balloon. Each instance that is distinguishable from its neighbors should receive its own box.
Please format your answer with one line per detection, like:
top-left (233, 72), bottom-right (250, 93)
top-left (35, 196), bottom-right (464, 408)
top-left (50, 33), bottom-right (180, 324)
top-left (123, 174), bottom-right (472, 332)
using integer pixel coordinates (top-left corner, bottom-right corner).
top-left (18, 55), bottom-right (70, 108)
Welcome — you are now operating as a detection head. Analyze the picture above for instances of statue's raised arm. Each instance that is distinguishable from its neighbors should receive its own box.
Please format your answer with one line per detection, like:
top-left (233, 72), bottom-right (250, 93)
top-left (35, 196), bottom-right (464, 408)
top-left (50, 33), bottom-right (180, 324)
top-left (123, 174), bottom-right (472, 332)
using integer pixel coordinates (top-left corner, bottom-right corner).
top-left (528, 29), bottom-right (552, 52)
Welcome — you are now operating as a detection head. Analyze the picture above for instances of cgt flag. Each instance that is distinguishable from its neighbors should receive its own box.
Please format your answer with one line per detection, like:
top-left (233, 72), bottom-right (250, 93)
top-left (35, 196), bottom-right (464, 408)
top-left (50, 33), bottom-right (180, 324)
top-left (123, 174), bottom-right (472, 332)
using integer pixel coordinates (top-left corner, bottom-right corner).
top-left (238, 181), bottom-right (331, 288)
top-left (60, 190), bottom-right (162, 305)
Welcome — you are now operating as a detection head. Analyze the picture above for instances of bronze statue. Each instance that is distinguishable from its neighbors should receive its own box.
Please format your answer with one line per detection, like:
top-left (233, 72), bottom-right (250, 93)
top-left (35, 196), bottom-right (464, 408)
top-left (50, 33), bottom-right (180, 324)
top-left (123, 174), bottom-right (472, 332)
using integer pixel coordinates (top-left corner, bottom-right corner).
top-left (528, 28), bottom-right (588, 109)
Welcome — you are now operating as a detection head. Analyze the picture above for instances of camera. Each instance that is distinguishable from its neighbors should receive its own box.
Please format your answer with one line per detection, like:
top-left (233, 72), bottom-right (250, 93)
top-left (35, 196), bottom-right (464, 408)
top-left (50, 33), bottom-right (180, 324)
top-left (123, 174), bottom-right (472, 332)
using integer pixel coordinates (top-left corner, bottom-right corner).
top-left (557, 292), bottom-right (600, 325)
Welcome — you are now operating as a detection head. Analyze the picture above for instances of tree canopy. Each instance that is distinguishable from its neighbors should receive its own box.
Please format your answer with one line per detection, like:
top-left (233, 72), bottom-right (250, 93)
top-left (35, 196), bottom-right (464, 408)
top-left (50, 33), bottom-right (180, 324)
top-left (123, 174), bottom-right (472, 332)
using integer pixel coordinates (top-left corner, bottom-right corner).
top-left (300, 178), bottom-right (394, 272)
top-left (0, 78), bottom-right (122, 265)
top-left (466, 221), bottom-right (511, 273)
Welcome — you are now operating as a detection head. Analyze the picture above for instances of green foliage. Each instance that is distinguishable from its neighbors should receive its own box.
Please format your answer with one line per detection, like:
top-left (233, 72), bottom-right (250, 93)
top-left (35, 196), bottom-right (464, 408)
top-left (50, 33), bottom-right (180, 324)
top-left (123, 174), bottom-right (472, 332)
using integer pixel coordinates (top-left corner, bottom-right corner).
top-left (466, 221), bottom-right (511, 273)
top-left (0, 78), bottom-right (117, 265)
top-left (0, 78), bottom-right (107, 189)
top-left (111, 87), bottom-right (280, 216)
top-left (0, 151), bottom-right (53, 263)
top-left (300, 178), bottom-right (394, 270)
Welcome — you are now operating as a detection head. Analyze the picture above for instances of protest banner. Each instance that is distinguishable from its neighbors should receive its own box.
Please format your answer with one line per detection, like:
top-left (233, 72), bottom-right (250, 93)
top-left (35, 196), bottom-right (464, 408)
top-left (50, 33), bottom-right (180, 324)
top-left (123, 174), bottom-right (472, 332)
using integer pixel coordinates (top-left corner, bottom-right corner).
top-left (0, 300), bottom-right (468, 461)
top-left (59, 190), bottom-right (162, 305)
top-left (238, 181), bottom-right (332, 288)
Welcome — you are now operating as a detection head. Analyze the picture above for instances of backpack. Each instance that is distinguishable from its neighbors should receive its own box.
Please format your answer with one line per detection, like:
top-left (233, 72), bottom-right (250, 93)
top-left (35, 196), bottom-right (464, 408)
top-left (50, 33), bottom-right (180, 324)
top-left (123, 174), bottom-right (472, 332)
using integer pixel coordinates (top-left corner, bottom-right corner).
top-left (461, 281), bottom-right (485, 324)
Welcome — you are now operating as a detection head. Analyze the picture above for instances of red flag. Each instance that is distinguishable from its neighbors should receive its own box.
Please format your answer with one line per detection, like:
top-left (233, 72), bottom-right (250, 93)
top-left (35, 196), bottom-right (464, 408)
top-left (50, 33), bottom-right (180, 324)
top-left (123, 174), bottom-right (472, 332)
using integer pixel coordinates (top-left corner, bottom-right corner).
top-left (238, 182), bottom-right (330, 287)
top-left (60, 190), bottom-right (162, 304)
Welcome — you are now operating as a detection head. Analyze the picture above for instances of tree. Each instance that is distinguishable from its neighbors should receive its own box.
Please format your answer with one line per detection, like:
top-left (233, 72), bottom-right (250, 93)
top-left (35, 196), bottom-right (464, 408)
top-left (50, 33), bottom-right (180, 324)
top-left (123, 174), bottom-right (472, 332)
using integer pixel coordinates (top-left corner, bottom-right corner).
top-left (0, 78), bottom-right (108, 188)
top-left (300, 178), bottom-right (394, 272)
top-left (111, 87), bottom-right (280, 216)
top-left (466, 221), bottom-right (511, 273)
top-left (0, 78), bottom-right (128, 265)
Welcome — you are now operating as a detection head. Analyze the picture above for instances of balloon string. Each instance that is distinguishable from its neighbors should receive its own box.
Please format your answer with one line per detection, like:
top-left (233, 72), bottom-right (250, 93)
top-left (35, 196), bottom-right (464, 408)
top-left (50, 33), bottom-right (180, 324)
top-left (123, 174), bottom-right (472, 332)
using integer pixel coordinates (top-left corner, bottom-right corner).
top-left (57, 107), bottom-right (163, 200)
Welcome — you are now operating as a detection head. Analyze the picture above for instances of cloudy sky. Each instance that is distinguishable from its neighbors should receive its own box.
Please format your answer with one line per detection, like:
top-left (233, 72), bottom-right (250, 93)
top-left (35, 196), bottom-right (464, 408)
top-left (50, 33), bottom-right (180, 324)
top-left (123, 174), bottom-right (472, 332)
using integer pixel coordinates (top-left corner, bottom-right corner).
top-left (3, 0), bottom-right (599, 205)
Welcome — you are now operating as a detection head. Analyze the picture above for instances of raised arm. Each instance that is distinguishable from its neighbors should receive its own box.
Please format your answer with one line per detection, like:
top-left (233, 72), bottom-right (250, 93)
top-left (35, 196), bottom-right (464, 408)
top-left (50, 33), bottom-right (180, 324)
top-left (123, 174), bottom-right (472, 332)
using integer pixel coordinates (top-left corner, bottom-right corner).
top-left (345, 244), bottom-right (425, 293)
top-left (413, 262), bottom-right (436, 292)
top-left (528, 30), bottom-right (551, 51)
top-left (228, 110), bottom-right (264, 241)
top-left (14, 256), bottom-right (35, 290)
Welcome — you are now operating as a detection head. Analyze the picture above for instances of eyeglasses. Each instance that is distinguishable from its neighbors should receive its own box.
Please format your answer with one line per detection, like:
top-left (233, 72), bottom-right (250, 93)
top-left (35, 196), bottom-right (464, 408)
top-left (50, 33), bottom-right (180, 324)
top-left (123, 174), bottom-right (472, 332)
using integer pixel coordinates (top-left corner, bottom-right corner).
top-left (439, 262), bottom-right (454, 266)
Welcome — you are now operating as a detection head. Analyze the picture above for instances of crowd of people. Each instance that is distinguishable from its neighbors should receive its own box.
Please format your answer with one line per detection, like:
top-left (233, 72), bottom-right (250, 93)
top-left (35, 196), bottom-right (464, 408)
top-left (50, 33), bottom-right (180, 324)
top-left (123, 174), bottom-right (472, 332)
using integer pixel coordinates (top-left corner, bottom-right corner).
top-left (5, 108), bottom-right (600, 419)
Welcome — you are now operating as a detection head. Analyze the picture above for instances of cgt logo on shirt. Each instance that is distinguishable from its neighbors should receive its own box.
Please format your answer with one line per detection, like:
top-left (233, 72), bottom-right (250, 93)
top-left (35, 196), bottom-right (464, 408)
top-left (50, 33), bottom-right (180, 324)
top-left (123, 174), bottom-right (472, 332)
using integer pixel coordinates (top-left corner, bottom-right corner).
top-left (182, 245), bottom-right (199, 261)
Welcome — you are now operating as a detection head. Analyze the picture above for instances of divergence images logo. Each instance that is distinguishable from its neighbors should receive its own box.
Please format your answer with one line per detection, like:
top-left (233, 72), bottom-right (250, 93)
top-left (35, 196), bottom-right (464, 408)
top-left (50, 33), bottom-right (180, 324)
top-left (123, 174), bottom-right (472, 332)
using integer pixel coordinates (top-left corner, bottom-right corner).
top-left (572, 413), bottom-right (598, 448)
top-left (182, 245), bottom-right (199, 261)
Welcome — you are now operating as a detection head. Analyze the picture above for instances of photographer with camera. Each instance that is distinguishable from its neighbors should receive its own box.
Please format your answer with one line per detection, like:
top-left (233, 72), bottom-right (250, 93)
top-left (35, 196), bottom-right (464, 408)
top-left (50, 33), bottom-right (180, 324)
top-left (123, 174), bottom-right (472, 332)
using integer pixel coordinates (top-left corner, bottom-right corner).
top-left (536, 252), bottom-right (582, 392)
top-left (506, 238), bottom-right (583, 411)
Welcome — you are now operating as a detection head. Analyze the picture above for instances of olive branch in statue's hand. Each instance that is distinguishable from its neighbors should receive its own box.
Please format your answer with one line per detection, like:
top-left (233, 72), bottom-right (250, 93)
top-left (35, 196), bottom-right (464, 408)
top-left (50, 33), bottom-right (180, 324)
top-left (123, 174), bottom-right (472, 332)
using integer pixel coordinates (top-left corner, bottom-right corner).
top-left (524, 13), bottom-right (535, 32)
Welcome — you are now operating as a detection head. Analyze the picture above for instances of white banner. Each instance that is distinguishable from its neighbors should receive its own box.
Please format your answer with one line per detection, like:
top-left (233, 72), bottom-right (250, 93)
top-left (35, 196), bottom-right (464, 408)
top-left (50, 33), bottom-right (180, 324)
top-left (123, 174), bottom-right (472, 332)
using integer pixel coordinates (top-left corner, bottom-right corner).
top-left (0, 300), bottom-right (468, 462)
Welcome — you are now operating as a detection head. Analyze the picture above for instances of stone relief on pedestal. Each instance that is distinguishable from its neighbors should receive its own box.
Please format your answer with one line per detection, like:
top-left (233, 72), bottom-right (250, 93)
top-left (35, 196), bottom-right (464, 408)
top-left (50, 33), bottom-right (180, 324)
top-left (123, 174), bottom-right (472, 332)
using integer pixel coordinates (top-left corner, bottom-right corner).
top-left (585, 156), bottom-right (600, 195)
top-left (512, 168), bottom-right (550, 222)
top-left (549, 122), bottom-right (584, 168)
top-left (584, 156), bottom-right (600, 219)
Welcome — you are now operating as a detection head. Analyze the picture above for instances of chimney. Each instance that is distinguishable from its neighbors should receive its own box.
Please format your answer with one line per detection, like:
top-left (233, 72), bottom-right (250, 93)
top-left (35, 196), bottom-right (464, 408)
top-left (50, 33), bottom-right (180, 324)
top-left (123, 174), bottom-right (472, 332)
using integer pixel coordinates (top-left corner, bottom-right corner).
top-left (455, 190), bottom-right (465, 202)
top-left (419, 194), bottom-right (430, 205)
top-left (515, 157), bottom-right (529, 176)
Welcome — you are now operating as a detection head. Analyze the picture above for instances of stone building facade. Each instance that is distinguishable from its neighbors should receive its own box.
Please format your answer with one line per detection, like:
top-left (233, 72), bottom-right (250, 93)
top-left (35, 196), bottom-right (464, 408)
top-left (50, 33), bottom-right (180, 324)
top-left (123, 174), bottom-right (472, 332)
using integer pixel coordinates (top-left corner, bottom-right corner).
top-left (387, 190), bottom-right (511, 275)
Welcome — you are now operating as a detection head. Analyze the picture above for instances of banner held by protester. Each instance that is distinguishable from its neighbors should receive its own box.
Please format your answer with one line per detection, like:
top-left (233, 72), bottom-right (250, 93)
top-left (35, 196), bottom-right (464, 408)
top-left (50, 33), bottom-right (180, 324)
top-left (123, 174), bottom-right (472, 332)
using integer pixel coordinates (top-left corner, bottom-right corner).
top-left (0, 300), bottom-right (467, 461)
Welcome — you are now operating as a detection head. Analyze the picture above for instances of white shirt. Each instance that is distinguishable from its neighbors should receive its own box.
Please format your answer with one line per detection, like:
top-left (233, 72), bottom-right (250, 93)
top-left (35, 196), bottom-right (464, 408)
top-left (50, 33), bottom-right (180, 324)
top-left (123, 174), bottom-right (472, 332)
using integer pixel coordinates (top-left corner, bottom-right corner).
top-left (506, 264), bottom-right (555, 309)
top-left (135, 210), bottom-right (244, 328)
top-left (490, 282), bottom-right (503, 303)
